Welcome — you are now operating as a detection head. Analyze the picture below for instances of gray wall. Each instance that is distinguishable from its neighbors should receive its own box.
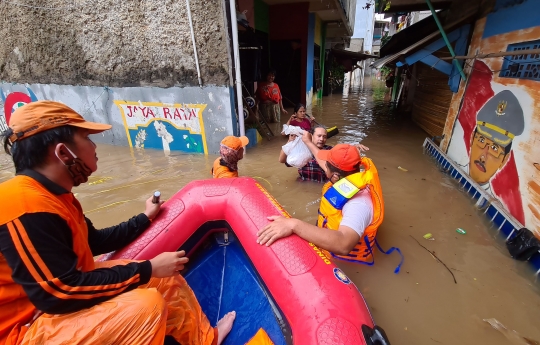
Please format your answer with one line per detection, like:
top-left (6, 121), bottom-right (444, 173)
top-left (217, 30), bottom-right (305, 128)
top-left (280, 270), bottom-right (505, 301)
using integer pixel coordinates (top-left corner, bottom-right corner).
top-left (1, 83), bottom-right (234, 154)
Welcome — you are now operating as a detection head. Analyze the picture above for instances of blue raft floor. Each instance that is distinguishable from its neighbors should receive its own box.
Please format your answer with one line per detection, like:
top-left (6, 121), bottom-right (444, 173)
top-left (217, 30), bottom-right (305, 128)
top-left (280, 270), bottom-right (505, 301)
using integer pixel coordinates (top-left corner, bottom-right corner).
top-left (165, 233), bottom-right (288, 345)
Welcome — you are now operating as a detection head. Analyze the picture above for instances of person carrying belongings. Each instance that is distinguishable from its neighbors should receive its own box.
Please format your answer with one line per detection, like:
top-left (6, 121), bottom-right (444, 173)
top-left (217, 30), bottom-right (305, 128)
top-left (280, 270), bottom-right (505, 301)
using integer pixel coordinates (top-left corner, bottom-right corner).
top-left (279, 126), bottom-right (334, 183)
top-left (258, 138), bottom-right (402, 270)
top-left (212, 135), bottom-right (249, 178)
top-left (0, 101), bottom-right (236, 345)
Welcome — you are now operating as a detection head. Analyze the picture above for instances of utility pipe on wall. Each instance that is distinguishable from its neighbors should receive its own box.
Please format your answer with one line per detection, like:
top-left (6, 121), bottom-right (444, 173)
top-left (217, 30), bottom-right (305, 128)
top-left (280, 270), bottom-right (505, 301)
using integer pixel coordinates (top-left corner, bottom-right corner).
top-left (228, 0), bottom-right (245, 138)
top-left (185, 0), bottom-right (203, 88)
top-left (425, 0), bottom-right (467, 81)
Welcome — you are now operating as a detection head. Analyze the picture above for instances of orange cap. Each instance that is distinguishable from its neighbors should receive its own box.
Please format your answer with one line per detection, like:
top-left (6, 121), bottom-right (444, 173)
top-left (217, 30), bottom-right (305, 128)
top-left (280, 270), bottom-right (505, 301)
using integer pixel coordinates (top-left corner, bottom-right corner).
top-left (221, 135), bottom-right (249, 150)
top-left (317, 144), bottom-right (361, 172)
top-left (7, 100), bottom-right (112, 142)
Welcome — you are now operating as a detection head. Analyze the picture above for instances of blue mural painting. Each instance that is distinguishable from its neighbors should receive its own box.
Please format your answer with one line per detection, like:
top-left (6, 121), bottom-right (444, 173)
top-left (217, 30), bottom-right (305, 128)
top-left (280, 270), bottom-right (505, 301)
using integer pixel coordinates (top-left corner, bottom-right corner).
top-left (114, 100), bottom-right (209, 154)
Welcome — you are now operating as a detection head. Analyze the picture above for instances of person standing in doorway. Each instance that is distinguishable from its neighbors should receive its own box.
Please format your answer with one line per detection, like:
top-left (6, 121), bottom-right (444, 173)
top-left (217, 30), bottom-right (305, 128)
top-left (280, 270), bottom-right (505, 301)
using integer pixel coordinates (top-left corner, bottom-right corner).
top-left (255, 69), bottom-right (288, 123)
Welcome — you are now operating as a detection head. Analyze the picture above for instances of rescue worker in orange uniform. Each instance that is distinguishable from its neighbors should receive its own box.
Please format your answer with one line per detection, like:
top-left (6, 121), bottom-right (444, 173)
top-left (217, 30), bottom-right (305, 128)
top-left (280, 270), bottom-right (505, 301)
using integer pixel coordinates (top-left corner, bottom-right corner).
top-left (0, 101), bottom-right (235, 345)
top-left (212, 135), bottom-right (249, 178)
top-left (257, 132), bottom-right (382, 264)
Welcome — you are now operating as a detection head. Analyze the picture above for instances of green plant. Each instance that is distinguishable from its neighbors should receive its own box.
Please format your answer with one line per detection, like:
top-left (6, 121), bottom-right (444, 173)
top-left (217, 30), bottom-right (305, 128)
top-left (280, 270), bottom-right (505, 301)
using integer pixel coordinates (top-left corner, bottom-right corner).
top-left (380, 66), bottom-right (392, 79)
top-left (381, 32), bottom-right (391, 47)
top-left (328, 61), bottom-right (346, 90)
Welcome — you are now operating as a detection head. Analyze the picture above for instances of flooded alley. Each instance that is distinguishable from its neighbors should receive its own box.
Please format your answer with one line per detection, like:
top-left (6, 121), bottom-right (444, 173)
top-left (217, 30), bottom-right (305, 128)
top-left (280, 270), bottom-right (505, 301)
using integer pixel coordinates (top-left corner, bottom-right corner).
top-left (1, 80), bottom-right (539, 345)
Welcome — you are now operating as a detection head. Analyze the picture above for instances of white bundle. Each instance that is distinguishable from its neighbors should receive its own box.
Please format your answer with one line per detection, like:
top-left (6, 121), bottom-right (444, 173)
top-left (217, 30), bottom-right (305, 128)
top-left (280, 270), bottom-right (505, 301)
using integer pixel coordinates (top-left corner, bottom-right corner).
top-left (281, 125), bottom-right (313, 168)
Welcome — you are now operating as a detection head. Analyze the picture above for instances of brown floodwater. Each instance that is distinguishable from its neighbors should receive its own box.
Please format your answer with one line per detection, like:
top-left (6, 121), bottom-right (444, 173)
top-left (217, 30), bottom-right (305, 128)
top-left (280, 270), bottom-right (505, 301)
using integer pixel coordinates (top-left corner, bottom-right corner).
top-left (1, 80), bottom-right (539, 345)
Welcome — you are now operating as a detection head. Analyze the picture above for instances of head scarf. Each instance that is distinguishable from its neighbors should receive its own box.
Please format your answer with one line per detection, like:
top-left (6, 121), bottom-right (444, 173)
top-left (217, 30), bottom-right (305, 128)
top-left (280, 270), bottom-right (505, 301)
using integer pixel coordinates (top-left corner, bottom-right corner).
top-left (219, 144), bottom-right (242, 171)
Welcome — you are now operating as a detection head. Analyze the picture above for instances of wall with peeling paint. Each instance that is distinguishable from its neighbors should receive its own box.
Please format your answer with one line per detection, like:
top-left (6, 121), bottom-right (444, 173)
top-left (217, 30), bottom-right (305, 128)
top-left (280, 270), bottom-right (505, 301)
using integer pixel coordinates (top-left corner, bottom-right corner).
top-left (442, 0), bottom-right (540, 236)
top-left (0, 83), bottom-right (234, 155)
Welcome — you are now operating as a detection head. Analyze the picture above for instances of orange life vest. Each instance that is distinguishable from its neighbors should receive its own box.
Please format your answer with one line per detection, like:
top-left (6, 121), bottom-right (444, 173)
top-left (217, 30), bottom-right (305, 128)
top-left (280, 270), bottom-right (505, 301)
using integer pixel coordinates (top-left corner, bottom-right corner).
top-left (212, 158), bottom-right (238, 178)
top-left (316, 157), bottom-right (384, 263)
top-left (0, 175), bottom-right (95, 345)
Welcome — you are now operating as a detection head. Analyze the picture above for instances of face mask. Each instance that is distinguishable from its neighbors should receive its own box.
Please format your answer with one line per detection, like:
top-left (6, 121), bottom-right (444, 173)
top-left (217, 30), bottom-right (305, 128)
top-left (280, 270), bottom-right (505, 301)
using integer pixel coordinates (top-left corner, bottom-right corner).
top-left (56, 145), bottom-right (92, 187)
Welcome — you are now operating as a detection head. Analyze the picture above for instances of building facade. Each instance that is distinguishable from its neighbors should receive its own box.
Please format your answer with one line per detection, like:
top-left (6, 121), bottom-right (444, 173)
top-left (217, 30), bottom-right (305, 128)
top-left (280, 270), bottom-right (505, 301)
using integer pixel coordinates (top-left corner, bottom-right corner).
top-left (1, 0), bottom-right (356, 153)
top-left (373, 0), bottom-right (540, 239)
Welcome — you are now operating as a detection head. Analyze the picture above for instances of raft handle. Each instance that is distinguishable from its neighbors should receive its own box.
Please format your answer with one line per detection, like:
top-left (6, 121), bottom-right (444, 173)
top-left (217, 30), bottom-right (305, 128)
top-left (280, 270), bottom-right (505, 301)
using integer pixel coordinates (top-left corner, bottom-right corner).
top-left (362, 324), bottom-right (392, 345)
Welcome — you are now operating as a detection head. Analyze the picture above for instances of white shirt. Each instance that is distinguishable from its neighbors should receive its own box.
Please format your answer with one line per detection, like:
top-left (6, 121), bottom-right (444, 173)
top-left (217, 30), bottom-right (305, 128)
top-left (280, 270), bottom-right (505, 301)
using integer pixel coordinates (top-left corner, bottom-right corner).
top-left (340, 188), bottom-right (373, 237)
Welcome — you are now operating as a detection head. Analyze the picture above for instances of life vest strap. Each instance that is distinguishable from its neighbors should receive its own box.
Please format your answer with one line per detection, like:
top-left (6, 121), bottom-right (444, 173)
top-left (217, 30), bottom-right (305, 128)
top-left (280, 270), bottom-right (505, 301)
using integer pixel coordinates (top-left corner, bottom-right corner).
top-left (330, 235), bottom-right (404, 274)
top-left (317, 209), bottom-right (328, 228)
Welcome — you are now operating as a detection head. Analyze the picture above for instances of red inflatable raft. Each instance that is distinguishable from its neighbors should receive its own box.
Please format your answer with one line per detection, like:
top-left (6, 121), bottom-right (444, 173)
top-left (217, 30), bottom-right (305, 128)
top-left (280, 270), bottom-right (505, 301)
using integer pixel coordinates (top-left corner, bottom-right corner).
top-left (100, 177), bottom-right (390, 345)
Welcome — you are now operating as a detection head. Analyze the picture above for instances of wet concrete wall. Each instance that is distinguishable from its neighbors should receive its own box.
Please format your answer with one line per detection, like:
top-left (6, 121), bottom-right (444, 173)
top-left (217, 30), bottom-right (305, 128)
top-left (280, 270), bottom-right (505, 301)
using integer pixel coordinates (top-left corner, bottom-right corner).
top-left (0, 0), bottom-right (237, 154)
top-left (0, 0), bottom-right (230, 87)
top-left (0, 83), bottom-right (234, 155)
top-left (442, 0), bottom-right (540, 236)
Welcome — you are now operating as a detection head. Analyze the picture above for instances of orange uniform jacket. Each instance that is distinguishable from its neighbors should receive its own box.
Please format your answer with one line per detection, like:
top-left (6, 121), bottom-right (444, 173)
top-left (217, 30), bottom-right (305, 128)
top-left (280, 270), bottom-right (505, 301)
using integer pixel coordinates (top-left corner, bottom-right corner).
top-left (212, 158), bottom-right (238, 178)
top-left (0, 170), bottom-right (153, 344)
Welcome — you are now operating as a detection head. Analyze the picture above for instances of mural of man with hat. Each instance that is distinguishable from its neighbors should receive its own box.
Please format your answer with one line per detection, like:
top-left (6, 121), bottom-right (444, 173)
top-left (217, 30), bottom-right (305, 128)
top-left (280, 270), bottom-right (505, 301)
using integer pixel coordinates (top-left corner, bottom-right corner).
top-left (466, 90), bottom-right (525, 193)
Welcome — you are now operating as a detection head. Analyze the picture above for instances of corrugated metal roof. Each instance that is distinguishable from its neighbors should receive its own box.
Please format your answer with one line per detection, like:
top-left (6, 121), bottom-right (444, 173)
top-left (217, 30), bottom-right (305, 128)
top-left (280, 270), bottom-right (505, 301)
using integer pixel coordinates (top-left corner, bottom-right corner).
top-left (371, 30), bottom-right (441, 68)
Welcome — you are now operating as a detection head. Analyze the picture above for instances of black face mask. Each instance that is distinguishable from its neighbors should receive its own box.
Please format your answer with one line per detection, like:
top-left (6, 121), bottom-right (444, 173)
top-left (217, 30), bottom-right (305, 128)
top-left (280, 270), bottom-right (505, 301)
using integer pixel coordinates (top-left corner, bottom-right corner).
top-left (56, 145), bottom-right (93, 187)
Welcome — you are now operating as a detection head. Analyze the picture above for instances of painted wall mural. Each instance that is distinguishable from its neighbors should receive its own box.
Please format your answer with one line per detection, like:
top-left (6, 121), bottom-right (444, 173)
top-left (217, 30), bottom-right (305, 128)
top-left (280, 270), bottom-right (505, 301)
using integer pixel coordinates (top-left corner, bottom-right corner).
top-left (0, 84), bottom-right (233, 155)
top-left (448, 61), bottom-right (527, 224)
top-left (0, 87), bottom-right (38, 132)
top-left (115, 101), bottom-right (208, 154)
top-left (444, 1), bottom-right (540, 236)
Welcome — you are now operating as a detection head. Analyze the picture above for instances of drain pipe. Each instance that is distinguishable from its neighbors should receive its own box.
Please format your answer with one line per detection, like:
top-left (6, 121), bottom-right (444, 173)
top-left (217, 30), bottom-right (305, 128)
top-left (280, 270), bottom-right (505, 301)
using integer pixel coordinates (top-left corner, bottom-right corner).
top-left (228, 0), bottom-right (245, 138)
top-left (186, 0), bottom-right (203, 88)
top-left (425, 0), bottom-right (467, 81)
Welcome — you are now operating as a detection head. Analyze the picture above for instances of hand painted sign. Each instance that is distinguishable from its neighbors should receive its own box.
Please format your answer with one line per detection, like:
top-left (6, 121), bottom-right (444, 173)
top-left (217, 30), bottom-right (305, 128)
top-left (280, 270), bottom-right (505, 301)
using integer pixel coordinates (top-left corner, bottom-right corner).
top-left (115, 101), bottom-right (208, 154)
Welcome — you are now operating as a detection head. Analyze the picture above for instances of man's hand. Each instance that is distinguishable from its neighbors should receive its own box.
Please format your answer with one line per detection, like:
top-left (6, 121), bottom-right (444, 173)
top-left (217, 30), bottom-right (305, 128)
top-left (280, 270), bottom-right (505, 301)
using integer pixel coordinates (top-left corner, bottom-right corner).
top-left (330, 173), bottom-right (340, 184)
top-left (149, 251), bottom-right (189, 278)
top-left (257, 216), bottom-right (296, 246)
top-left (301, 131), bottom-right (312, 143)
top-left (282, 108), bottom-right (289, 116)
top-left (357, 144), bottom-right (369, 152)
top-left (144, 196), bottom-right (165, 220)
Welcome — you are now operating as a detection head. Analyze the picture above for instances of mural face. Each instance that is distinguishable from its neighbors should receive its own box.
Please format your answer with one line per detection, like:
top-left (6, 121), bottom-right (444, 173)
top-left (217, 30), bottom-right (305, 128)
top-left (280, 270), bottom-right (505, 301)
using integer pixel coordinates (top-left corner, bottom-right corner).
top-left (469, 131), bottom-right (510, 184)
top-left (467, 89), bottom-right (524, 185)
top-left (115, 101), bottom-right (208, 154)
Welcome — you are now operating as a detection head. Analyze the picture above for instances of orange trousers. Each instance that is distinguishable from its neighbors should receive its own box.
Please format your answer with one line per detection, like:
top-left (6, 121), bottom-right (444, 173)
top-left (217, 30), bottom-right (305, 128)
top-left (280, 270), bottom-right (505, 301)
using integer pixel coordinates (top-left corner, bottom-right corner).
top-left (20, 260), bottom-right (215, 345)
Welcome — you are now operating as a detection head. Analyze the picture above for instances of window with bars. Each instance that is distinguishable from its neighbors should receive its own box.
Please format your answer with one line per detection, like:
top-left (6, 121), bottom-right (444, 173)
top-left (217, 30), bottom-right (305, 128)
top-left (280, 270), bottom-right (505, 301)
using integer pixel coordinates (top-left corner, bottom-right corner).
top-left (499, 40), bottom-right (540, 81)
top-left (314, 57), bottom-right (322, 91)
